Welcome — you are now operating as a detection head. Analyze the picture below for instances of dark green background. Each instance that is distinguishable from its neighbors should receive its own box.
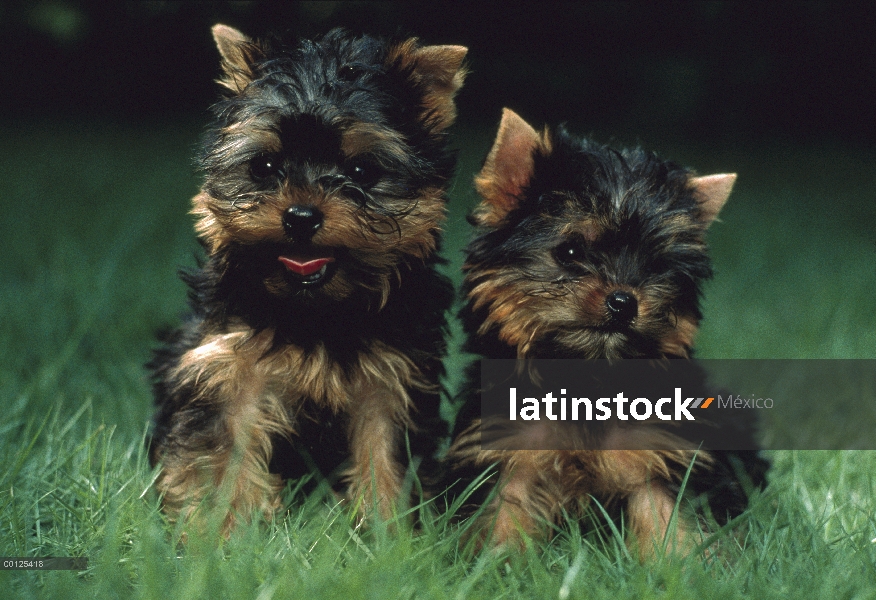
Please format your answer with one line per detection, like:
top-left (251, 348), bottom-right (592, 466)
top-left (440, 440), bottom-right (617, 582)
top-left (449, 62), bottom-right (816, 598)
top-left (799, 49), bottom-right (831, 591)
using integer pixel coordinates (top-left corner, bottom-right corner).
top-left (5, 1), bottom-right (875, 145)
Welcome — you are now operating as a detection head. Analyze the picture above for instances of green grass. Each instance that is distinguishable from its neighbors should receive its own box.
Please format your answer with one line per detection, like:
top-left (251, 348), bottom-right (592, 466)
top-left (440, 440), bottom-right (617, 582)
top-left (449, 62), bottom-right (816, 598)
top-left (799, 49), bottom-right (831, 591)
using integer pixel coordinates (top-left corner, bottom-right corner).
top-left (1, 120), bottom-right (875, 598)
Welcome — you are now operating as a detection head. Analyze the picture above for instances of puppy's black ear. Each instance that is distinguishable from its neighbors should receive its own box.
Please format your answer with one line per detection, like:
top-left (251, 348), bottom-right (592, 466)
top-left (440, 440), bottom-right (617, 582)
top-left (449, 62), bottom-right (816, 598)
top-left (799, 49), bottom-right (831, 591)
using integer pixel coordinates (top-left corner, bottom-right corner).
top-left (212, 24), bottom-right (266, 93)
top-left (689, 173), bottom-right (736, 226)
top-left (472, 109), bottom-right (551, 227)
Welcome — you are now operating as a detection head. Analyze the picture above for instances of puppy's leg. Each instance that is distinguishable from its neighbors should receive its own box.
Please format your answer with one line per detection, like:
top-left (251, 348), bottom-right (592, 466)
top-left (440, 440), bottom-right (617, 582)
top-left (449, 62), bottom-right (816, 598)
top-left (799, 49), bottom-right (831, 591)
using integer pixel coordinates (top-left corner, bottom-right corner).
top-left (596, 450), bottom-right (693, 559)
top-left (473, 450), bottom-right (568, 552)
top-left (155, 332), bottom-right (288, 533)
top-left (625, 480), bottom-right (686, 559)
top-left (345, 382), bottom-right (407, 523)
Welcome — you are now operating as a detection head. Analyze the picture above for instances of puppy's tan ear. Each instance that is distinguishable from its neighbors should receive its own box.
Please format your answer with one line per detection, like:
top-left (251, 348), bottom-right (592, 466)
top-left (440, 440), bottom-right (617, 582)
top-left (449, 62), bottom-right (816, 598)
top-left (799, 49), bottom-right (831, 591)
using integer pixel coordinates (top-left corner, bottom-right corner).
top-left (212, 24), bottom-right (265, 93)
top-left (690, 173), bottom-right (736, 226)
top-left (472, 109), bottom-right (550, 227)
top-left (386, 40), bottom-right (468, 131)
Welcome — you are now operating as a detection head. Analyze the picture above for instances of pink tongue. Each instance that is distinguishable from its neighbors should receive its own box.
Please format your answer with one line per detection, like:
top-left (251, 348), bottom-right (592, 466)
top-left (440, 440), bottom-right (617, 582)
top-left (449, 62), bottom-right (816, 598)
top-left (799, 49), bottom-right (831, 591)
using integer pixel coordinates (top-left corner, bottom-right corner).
top-left (278, 256), bottom-right (334, 276)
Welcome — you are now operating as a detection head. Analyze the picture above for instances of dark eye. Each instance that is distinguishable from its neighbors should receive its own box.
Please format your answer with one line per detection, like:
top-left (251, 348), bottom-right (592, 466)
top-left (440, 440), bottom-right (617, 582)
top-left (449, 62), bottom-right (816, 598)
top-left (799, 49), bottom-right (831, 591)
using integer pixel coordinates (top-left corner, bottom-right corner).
top-left (552, 239), bottom-right (586, 268)
top-left (338, 64), bottom-right (366, 81)
top-left (345, 158), bottom-right (382, 188)
top-left (249, 154), bottom-right (284, 181)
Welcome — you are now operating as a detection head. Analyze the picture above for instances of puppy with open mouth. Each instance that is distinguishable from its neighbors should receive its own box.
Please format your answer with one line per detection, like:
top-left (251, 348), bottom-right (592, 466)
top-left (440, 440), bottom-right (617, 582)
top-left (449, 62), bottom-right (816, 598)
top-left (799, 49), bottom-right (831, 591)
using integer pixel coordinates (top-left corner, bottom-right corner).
top-left (148, 24), bottom-right (467, 532)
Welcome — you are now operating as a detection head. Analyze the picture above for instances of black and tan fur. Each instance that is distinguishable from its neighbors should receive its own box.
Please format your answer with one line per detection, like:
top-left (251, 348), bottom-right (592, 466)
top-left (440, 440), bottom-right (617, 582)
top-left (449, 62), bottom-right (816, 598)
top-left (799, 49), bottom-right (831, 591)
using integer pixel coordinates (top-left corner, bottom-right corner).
top-left (148, 25), bottom-right (467, 531)
top-left (444, 109), bottom-right (767, 556)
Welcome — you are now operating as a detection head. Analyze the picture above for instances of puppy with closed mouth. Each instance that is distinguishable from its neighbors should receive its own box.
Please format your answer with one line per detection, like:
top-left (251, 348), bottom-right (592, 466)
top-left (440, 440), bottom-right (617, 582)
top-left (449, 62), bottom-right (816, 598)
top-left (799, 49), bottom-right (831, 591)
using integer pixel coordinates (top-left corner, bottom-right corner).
top-left (444, 109), bottom-right (768, 557)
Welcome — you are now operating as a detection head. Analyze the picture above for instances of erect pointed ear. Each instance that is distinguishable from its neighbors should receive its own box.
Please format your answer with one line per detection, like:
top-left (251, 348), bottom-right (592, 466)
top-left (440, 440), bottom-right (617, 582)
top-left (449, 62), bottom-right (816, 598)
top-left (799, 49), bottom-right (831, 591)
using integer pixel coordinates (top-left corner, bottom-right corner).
top-left (212, 24), bottom-right (265, 93)
top-left (386, 40), bottom-right (468, 131)
top-left (690, 173), bottom-right (736, 226)
top-left (472, 109), bottom-right (550, 228)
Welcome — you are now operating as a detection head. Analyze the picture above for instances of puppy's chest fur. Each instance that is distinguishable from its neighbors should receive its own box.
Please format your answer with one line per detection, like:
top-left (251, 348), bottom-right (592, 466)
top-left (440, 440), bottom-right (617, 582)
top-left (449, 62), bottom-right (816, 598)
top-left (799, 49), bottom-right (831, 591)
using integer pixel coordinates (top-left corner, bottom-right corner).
top-left (149, 252), bottom-right (451, 481)
top-left (151, 260), bottom-right (450, 423)
top-left (170, 323), bottom-right (419, 414)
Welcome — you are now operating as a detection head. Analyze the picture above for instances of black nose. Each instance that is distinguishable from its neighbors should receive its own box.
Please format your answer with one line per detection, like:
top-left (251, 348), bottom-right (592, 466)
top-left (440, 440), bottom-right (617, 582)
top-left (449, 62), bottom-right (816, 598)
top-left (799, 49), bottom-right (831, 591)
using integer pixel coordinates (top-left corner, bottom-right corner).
top-left (606, 291), bottom-right (638, 324)
top-left (283, 206), bottom-right (323, 241)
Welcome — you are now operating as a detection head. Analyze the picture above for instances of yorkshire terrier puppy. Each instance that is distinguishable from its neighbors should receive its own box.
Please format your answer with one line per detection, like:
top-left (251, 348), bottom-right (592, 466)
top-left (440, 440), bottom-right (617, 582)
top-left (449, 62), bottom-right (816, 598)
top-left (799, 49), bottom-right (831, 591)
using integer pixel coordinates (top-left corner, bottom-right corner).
top-left (149, 24), bottom-right (467, 531)
top-left (444, 109), bottom-right (767, 556)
